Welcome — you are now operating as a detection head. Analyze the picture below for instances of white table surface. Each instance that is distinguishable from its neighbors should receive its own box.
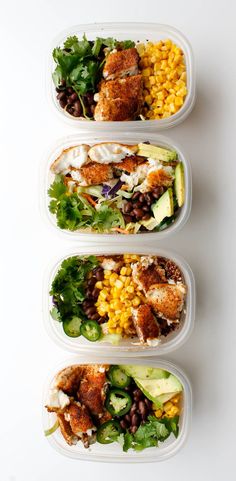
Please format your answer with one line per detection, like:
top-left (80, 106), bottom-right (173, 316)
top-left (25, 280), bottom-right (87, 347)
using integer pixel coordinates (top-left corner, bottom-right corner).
top-left (1, 0), bottom-right (235, 479)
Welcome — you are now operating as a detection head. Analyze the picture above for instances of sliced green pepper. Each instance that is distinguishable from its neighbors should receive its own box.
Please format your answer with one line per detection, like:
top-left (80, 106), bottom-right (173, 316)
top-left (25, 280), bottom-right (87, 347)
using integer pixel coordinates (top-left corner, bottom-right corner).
top-left (80, 320), bottom-right (101, 342)
top-left (96, 420), bottom-right (122, 444)
top-left (105, 389), bottom-right (132, 417)
top-left (108, 366), bottom-right (131, 388)
top-left (63, 316), bottom-right (82, 337)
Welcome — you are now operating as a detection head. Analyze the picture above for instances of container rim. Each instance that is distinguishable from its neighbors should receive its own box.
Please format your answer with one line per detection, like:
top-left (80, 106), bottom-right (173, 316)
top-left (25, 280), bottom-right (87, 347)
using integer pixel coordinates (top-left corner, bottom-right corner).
top-left (42, 355), bottom-right (192, 462)
top-left (40, 131), bottom-right (192, 242)
top-left (47, 22), bottom-right (196, 130)
top-left (43, 245), bottom-right (195, 356)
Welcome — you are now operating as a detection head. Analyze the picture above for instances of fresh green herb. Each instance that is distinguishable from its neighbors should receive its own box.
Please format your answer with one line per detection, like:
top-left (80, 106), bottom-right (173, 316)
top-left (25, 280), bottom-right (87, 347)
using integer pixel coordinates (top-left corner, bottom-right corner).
top-left (48, 176), bottom-right (125, 232)
top-left (92, 203), bottom-right (125, 231)
top-left (120, 415), bottom-right (179, 452)
top-left (50, 255), bottom-right (98, 322)
top-left (52, 34), bottom-right (136, 98)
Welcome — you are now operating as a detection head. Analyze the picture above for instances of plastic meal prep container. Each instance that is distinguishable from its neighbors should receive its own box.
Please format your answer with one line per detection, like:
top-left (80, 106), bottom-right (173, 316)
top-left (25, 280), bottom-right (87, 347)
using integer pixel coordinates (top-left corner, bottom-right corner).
top-left (42, 132), bottom-right (192, 242)
top-left (48, 22), bottom-right (195, 130)
top-left (43, 356), bottom-right (192, 462)
top-left (44, 246), bottom-right (195, 356)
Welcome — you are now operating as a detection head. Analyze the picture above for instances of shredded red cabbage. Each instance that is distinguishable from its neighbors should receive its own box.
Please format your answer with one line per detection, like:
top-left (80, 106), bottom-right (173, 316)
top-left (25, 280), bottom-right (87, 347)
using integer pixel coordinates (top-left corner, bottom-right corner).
top-left (102, 180), bottom-right (124, 198)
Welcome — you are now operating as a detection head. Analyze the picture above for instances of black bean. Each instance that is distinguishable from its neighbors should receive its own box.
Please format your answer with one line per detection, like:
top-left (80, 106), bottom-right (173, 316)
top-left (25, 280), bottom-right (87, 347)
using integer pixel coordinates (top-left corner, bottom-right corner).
top-left (88, 277), bottom-right (96, 287)
top-left (130, 426), bottom-right (138, 434)
top-left (132, 192), bottom-right (140, 201)
top-left (124, 414), bottom-right (131, 423)
top-left (95, 269), bottom-right (104, 281)
top-left (131, 414), bottom-right (139, 426)
top-left (57, 91), bottom-right (66, 100)
top-left (69, 92), bottom-right (78, 102)
top-left (98, 317), bottom-right (106, 324)
top-left (139, 194), bottom-right (145, 203)
top-left (120, 420), bottom-right (127, 430)
top-left (86, 307), bottom-right (97, 316)
top-left (142, 205), bottom-right (150, 212)
top-left (152, 191), bottom-right (160, 199)
top-left (138, 401), bottom-right (147, 416)
top-left (66, 105), bottom-right (74, 115)
top-left (133, 201), bottom-right (143, 209)
top-left (133, 208), bottom-right (144, 219)
top-left (74, 100), bottom-right (82, 113)
top-left (124, 215), bottom-right (133, 224)
top-left (129, 403), bottom-right (138, 416)
top-left (59, 98), bottom-right (67, 108)
top-left (124, 202), bottom-right (133, 213)
top-left (142, 213), bottom-right (151, 220)
top-left (92, 288), bottom-right (100, 298)
top-left (133, 389), bottom-right (143, 400)
top-left (90, 312), bottom-right (100, 321)
top-left (67, 87), bottom-right (74, 94)
top-left (72, 109), bottom-right (80, 117)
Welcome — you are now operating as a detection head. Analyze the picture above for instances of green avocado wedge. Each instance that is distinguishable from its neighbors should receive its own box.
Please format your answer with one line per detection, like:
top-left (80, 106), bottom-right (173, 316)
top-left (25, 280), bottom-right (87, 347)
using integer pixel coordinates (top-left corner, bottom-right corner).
top-left (119, 365), bottom-right (169, 380)
top-left (151, 188), bottom-right (174, 225)
top-left (134, 374), bottom-right (183, 408)
top-left (174, 162), bottom-right (185, 207)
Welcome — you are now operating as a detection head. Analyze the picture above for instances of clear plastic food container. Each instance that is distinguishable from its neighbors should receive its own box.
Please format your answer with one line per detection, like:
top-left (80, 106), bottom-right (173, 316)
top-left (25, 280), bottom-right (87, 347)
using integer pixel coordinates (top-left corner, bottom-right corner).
top-left (43, 356), bottom-right (192, 462)
top-left (44, 246), bottom-right (195, 356)
top-left (48, 22), bottom-right (195, 130)
top-left (42, 132), bottom-right (192, 242)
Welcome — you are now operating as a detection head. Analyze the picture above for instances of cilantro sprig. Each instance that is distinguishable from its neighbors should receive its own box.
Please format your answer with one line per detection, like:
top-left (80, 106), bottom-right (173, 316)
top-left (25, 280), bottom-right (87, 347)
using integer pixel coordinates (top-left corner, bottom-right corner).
top-left (118, 415), bottom-right (179, 452)
top-left (50, 255), bottom-right (99, 322)
top-left (48, 176), bottom-right (125, 233)
top-left (52, 34), bottom-right (135, 97)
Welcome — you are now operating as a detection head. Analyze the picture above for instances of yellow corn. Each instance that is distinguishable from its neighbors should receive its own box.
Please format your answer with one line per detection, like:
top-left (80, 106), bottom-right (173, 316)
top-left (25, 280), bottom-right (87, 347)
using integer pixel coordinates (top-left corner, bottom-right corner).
top-left (139, 39), bottom-right (187, 119)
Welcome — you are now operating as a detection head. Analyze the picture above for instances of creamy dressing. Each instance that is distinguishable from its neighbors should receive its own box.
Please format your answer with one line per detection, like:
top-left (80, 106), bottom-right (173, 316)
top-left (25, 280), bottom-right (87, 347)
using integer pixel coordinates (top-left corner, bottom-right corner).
top-left (88, 143), bottom-right (135, 164)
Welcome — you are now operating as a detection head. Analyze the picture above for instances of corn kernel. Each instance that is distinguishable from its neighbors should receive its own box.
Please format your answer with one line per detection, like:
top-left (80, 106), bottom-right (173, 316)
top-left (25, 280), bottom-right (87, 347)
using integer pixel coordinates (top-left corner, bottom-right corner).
top-left (95, 281), bottom-right (103, 289)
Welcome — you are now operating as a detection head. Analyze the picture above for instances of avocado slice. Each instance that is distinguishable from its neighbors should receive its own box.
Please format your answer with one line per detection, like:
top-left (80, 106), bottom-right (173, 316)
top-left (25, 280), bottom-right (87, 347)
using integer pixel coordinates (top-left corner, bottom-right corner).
top-left (134, 374), bottom-right (183, 407)
top-left (119, 365), bottom-right (169, 380)
top-left (151, 188), bottom-right (174, 225)
top-left (138, 143), bottom-right (178, 162)
top-left (174, 162), bottom-right (185, 207)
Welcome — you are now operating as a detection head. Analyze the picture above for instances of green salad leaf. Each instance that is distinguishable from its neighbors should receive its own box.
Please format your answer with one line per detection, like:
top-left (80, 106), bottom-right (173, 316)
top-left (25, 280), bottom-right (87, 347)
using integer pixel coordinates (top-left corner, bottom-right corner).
top-left (50, 255), bottom-right (99, 322)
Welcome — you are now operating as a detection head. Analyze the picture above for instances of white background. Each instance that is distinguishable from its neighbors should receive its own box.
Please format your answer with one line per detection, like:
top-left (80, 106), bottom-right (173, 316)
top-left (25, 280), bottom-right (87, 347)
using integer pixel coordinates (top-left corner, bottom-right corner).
top-left (1, 0), bottom-right (235, 480)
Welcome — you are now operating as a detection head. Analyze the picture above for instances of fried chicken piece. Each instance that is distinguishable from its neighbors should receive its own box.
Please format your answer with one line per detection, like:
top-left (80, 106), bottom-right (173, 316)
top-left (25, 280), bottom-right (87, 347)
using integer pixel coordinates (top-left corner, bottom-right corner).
top-left (55, 365), bottom-right (84, 395)
top-left (132, 261), bottom-right (167, 293)
top-left (98, 410), bottom-right (112, 425)
top-left (146, 283), bottom-right (186, 321)
top-left (77, 162), bottom-right (113, 186)
top-left (57, 413), bottom-right (78, 446)
top-left (146, 168), bottom-right (173, 188)
top-left (50, 144), bottom-right (90, 174)
top-left (67, 403), bottom-right (95, 435)
top-left (103, 48), bottom-right (139, 80)
top-left (94, 75), bottom-right (143, 121)
top-left (77, 365), bottom-right (107, 416)
top-left (132, 304), bottom-right (160, 344)
top-left (114, 155), bottom-right (146, 173)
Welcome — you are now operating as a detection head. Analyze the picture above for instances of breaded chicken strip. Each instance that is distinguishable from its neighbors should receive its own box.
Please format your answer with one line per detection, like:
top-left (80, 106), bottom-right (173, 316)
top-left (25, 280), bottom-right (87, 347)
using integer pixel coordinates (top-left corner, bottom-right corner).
top-left (132, 261), bottom-right (167, 293)
top-left (67, 403), bottom-right (95, 435)
top-left (103, 48), bottom-right (139, 80)
top-left (57, 414), bottom-right (78, 445)
top-left (132, 304), bottom-right (160, 344)
top-left (74, 162), bottom-right (113, 186)
top-left (55, 365), bottom-right (84, 395)
top-left (147, 283), bottom-right (186, 321)
top-left (77, 365), bottom-right (107, 416)
top-left (114, 155), bottom-right (146, 173)
top-left (94, 75), bottom-right (143, 121)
